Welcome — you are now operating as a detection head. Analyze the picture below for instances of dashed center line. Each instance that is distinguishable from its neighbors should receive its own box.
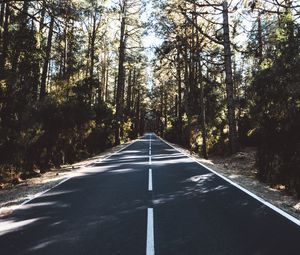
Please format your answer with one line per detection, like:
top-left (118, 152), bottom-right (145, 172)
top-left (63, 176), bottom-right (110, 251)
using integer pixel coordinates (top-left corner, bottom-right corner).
top-left (148, 169), bottom-right (153, 191)
top-left (146, 208), bottom-right (155, 255)
top-left (147, 134), bottom-right (155, 255)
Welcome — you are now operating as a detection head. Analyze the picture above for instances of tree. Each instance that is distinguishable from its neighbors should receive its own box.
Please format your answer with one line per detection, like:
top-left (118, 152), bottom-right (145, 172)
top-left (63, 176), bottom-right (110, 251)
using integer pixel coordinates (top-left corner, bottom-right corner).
top-left (151, 0), bottom-right (238, 155)
top-left (0, 0), bottom-right (148, 180)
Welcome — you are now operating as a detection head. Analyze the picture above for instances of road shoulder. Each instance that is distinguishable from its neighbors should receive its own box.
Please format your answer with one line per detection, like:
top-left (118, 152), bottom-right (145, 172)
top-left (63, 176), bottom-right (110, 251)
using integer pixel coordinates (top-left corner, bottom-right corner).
top-left (0, 139), bottom-right (138, 217)
top-left (157, 136), bottom-right (300, 222)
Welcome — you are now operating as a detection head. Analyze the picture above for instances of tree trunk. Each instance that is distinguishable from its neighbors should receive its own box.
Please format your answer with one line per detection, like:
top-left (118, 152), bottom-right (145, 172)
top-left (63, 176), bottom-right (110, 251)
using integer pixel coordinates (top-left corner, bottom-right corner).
top-left (11, 1), bottom-right (29, 73)
top-left (40, 15), bottom-right (54, 100)
top-left (105, 58), bottom-right (109, 102)
top-left (195, 21), bottom-right (208, 159)
top-left (126, 68), bottom-right (132, 116)
top-left (0, 3), bottom-right (9, 79)
top-left (222, 0), bottom-right (238, 153)
top-left (200, 78), bottom-right (208, 159)
top-left (135, 84), bottom-right (140, 137)
top-left (115, 4), bottom-right (127, 145)
top-left (100, 51), bottom-right (108, 103)
top-left (183, 36), bottom-right (192, 149)
top-left (63, 23), bottom-right (68, 78)
top-left (164, 90), bottom-right (167, 131)
top-left (113, 76), bottom-right (117, 105)
top-left (90, 14), bottom-right (96, 78)
top-left (160, 87), bottom-right (164, 135)
top-left (176, 43), bottom-right (183, 139)
top-left (39, 1), bottom-right (46, 32)
top-left (7, 1), bottom-right (29, 94)
top-left (86, 33), bottom-right (91, 77)
top-left (257, 11), bottom-right (263, 65)
top-left (0, 2), bottom-right (5, 38)
top-left (175, 95), bottom-right (178, 117)
top-left (120, 67), bottom-right (126, 139)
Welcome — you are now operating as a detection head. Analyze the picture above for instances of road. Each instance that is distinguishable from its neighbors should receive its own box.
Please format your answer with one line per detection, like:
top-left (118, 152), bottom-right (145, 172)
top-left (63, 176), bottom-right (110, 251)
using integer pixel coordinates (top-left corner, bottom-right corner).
top-left (1, 133), bottom-right (300, 255)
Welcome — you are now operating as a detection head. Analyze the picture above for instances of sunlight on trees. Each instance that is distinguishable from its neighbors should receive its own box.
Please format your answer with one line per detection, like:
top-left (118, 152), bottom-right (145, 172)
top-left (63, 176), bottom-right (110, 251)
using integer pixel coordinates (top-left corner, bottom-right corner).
top-left (0, 0), bottom-right (299, 196)
top-left (149, 0), bottom-right (300, 196)
top-left (0, 0), bottom-right (148, 180)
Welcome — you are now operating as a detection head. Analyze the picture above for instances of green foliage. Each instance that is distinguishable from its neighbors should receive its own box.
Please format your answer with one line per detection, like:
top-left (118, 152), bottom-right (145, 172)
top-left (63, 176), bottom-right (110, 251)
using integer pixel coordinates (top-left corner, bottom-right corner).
top-left (151, 0), bottom-right (300, 196)
top-left (244, 6), bottom-right (300, 196)
top-left (252, 52), bottom-right (300, 196)
top-left (0, 0), bottom-right (148, 183)
top-left (0, 77), bottom-right (115, 175)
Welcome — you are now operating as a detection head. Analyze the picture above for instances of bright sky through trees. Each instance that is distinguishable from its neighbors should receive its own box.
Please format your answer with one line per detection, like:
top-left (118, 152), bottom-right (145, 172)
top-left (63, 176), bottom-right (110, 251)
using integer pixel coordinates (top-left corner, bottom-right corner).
top-left (141, 0), bottom-right (162, 90)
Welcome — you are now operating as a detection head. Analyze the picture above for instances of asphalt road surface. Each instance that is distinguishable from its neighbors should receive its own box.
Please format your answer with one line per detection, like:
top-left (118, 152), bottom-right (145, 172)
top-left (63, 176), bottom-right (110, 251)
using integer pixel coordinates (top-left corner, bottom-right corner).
top-left (1, 133), bottom-right (300, 255)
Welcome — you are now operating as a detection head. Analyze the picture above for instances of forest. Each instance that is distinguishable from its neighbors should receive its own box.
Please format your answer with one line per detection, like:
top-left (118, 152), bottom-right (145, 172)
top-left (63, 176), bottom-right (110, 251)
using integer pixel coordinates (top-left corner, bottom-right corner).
top-left (0, 0), bottom-right (300, 197)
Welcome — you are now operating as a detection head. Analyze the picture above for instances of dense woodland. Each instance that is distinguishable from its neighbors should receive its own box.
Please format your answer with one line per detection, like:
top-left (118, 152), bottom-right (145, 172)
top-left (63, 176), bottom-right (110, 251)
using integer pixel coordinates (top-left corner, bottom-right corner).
top-left (150, 0), bottom-right (300, 196)
top-left (0, 0), bottom-right (148, 180)
top-left (0, 0), bottom-right (300, 197)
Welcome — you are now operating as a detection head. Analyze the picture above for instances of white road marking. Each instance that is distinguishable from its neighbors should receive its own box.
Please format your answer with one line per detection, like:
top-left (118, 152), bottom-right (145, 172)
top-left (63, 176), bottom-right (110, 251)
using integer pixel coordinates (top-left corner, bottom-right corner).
top-left (149, 134), bottom-right (152, 164)
top-left (156, 134), bottom-right (300, 227)
top-left (20, 177), bottom-right (72, 206)
top-left (146, 208), bottom-right (155, 255)
top-left (148, 169), bottom-right (153, 191)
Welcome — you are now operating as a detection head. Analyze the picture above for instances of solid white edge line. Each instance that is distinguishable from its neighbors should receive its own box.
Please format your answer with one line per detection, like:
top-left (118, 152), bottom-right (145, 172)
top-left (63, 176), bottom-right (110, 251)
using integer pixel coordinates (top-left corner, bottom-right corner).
top-left (20, 177), bottom-right (72, 206)
top-left (148, 169), bottom-right (153, 191)
top-left (146, 208), bottom-right (155, 255)
top-left (155, 134), bottom-right (300, 227)
top-left (15, 137), bottom-right (140, 209)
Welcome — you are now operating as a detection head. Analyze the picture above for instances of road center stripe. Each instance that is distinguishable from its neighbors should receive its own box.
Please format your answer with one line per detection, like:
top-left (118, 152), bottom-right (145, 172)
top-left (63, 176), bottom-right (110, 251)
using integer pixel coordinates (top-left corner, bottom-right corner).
top-left (148, 169), bottom-right (153, 191)
top-left (146, 208), bottom-right (155, 255)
